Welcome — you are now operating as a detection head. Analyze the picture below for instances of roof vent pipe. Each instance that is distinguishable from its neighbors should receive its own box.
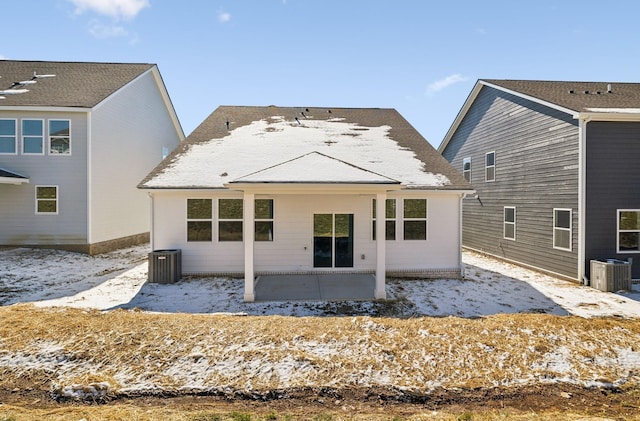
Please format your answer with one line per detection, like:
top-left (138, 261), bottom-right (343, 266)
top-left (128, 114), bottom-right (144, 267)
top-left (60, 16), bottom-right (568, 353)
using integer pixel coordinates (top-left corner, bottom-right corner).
top-left (568, 89), bottom-right (574, 94)
top-left (584, 90), bottom-right (589, 94)
top-left (607, 84), bottom-right (612, 93)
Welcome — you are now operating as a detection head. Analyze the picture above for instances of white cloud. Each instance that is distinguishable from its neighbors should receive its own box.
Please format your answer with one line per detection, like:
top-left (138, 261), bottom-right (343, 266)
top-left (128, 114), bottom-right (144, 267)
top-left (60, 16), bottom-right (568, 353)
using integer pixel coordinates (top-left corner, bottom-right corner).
top-left (88, 20), bottom-right (128, 38)
top-left (218, 10), bottom-right (231, 23)
top-left (425, 74), bottom-right (469, 95)
top-left (68, 0), bottom-right (150, 20)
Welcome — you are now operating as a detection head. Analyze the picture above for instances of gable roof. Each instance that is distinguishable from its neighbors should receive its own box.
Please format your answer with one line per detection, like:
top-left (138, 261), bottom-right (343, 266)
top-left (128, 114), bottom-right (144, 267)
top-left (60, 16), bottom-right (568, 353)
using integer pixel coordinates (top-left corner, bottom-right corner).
top-left (439, 79), bottom-right (640, 153)
top-left (230, 151), bottom-right (400, 184)
top-left (140, 106), bottom-right (471, 191)
top-left (0, 60), bottom-right (155, 108)
top-left (0, 167), bottom-right (29, 184)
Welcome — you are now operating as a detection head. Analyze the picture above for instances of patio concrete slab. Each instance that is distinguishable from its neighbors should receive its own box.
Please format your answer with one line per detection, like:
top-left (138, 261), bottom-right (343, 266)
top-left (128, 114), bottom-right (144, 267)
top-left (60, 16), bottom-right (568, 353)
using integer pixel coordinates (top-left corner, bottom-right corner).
top-left (254, 273), bottom-right (376, 302)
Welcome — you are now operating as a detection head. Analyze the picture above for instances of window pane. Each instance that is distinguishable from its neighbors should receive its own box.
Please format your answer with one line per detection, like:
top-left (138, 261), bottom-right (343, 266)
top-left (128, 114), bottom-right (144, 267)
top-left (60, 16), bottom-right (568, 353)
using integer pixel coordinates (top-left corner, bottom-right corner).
top-left (555, 210), bottom-right (571, 229)
top-left (219, 199), bottom-right (243, 219)
top-left (504, 224), bottom-right (515, 239)
top-left (50, 137), bottom-right (70, 154)
top-left (187, 199), bottom-right (212, 219)
top-left (385, 220), bottom-right (396, 241)
top-left (463, 158), bottom-right (471, 171)
top-left (37, 187), bottom-right (57, 199)
top-left (404, 199), bottom-right (426, 218)
top-left (486, 152), bottom-right (495, 166)
top-left (504, 208), bottom-right (515, 223)
top-left (23, 136), bottom-right (43, 154)
top-left (255, 221), bottom-right (273, 241)
top-left (37, 200), bottom-right (57, 213)
top-left (372, 199), bottom-right (376, 219)
top-left (49, 120), bottom-right (70, 136)
top-left (255, 199), bottom-right (273, 219)
top-left (486, 166), bottom-right (495, 181)
top-left (619, 232), bottom-right (640, 251)
top-left (404, 220), bottom-right (426, 240)
top-left (187, 221), bottom-right (212, 241)
top-left (554, 229), bottom-right (570, 249)
top-left (0, 120), bottom-right (15, 135)
top-left (219, 221), bottom-right (243, 241)
top-left (620, 211), bottom-right (640, 231)
top-left (23, 120), bottom-right (43, 136)
top-left (0, 137), bottom-right (15, 153)
top-left (385, 199), bottom-right (396, 219)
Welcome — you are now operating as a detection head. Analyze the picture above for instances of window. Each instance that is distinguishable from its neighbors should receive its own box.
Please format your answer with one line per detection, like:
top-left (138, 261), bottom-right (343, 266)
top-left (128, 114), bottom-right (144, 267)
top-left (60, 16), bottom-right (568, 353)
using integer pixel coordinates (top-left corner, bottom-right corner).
top-left (219, 199), bottom-right (243, 241)
top-left (504, 207), bottom-right (516, 240)
top-left (462, 157), bottom-right (471, 182)
top-left (187, 199), bottom-right (212, 241)
top-left (0, 119), bottom-right (17, 154)
top-left (22, 119), bottom-right (44, 154)
top-left (618, 210), bottom-right (640, 253)
top-left (36, 186), bottom-right (58, 214)
top-left (403, 199), bottom-right (427, 240)
top-left (553, 209), bottom-right (572, 251)
top-left (372, 198), bottom-right (396, 240)
top-left (49, 120), bottom-right (70, 155)
top-left (485, 151), bottom-right (495, 182)
top-left (255, 199), bottom-right (274, 241)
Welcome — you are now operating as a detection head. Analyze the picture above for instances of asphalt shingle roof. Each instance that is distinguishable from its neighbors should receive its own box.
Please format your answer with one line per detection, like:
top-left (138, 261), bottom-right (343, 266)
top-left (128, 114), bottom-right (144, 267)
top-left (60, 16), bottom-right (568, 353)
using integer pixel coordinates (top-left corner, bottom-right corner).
top-left (483, 79), bottom-right (640, 113)
top-left (0, 60), bottom-right (155, 108)
top-left (140, 106), bottom-right (472, 191)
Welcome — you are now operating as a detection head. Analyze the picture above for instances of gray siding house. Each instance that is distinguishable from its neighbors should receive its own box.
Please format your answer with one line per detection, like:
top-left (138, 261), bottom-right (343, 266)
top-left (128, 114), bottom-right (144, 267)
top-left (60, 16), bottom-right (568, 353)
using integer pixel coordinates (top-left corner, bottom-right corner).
top-left (439, 79), bottom-right (640, 282)
top-left (0, 60), bottom-right (184, 253)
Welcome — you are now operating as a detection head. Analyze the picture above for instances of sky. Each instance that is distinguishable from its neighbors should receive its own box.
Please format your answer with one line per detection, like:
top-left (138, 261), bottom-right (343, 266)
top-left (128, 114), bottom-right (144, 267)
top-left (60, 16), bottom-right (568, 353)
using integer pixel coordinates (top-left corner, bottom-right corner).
top-left (2, 0), bottom-right (640, 147)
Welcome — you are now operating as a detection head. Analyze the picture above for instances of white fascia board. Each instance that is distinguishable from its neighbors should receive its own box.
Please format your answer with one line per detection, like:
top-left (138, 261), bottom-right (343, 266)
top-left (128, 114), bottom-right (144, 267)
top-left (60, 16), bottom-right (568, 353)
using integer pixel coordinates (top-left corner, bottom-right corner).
top-left (0, 106), bottom-right (91, 113)
top-left (0, 176), bottom-right (29, 184)
top-left (578, 112), bottom-right (640, 123)
top-left (225, 182), bottom-right (403, 195)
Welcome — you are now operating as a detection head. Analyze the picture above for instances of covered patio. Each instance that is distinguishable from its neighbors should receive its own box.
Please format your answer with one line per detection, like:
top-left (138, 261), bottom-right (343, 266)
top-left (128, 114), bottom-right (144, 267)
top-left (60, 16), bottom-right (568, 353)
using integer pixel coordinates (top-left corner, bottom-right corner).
top-left (254, 273), bottom-right (376, 302)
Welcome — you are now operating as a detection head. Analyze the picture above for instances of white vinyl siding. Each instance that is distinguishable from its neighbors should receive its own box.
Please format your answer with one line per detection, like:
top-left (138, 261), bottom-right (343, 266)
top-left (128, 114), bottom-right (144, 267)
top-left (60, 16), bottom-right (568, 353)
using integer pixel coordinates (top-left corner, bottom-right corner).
top-left (617, 210), bottom-right (640, 253)
top-left (553, 208), bottom-right (572, 251)
top-left (503, 206), bottom-right (515, 240)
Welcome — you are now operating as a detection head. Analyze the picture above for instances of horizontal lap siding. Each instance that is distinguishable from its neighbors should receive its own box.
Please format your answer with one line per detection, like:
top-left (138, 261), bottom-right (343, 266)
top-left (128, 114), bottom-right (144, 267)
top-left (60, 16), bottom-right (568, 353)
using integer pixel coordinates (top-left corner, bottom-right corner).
top-left (585, 122), bottom-right (640, 279)
top-left (443, 87), bottom-right (580, 279)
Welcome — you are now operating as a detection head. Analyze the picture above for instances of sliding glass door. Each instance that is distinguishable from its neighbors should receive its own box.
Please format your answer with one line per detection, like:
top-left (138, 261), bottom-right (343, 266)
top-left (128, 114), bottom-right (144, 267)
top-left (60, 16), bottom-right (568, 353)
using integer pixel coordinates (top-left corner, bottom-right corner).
top-left (313, 213), bottom-right (354, 268)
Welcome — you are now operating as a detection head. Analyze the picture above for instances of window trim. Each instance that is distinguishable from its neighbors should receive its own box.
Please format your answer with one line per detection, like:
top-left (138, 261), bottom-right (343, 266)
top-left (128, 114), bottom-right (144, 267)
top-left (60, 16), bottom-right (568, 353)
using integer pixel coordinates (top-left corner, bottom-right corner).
top-left (503, 206), bottom-right (516, 240)
top-left (0, 118), bottom-right (17, 155)
top-left (22, 119), bottom-right (45, 155)
top-left (49, 119), bottom-right (72, 155)
top-left (254, 198), bottom-right (274, 242)
top-left (485, 151), bottom-right (495, 182)
top-left (186, 198), bottom-right (213, 242)
top-left (372, 198), bottom-right (396, 241)
top-left (35, 185), bottom-right (58, 215)
top-left (462, 157), bottom-right (471, 182)
top-left (218, 198), bottom-right (243, 242)
top-left (402, 198), bottom-right (427, 241)
top-left (617, 209), bottom-right (640, 254)
top-left (553, 208), bottom-right (572, 251)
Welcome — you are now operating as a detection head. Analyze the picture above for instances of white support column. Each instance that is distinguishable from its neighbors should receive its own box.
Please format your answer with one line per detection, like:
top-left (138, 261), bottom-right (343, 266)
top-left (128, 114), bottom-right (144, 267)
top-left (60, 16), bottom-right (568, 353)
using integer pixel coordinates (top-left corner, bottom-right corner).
top-left (375, 192), bottom-right (387, 299)
top-left (243, 192), bottom-right (255, 302)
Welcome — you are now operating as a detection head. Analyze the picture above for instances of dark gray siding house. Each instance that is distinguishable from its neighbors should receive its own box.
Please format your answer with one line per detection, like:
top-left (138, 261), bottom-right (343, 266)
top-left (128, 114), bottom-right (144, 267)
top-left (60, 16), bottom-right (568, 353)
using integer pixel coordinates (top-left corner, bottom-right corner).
top-left (439, 79), bottom-right (640, 281)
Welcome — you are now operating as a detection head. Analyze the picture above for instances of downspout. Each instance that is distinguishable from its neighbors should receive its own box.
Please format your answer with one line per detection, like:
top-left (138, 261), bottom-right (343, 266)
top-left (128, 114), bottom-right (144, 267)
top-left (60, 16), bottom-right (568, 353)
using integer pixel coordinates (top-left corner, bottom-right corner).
top-left (459, 192), bottom-right (470, 277)
top-left (86, 112), bottom-right (92, 247)
top-left (148, 192), bottom-right (155, 251)
top-left (578, 117), bottom-right (588, 283)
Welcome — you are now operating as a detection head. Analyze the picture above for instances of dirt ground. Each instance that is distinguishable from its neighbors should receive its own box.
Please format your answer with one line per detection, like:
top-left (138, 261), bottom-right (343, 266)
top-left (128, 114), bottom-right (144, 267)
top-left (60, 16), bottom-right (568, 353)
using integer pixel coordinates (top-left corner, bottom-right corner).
top-left (1, 382), bottom-right (639, 420)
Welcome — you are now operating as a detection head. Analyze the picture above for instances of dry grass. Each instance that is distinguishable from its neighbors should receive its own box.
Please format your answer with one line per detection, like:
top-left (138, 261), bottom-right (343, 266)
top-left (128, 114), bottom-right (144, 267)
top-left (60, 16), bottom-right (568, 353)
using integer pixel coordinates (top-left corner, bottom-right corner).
top-left (1, 304), bottom-right (639, 396)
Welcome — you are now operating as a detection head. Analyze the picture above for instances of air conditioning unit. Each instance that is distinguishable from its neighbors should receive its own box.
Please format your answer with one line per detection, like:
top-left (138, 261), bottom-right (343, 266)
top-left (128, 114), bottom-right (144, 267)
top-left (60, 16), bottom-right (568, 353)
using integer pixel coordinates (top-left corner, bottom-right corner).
top-left (148, 249), bottom-right (182, 284)
top-left (590, 259), bottom-right (631, 292)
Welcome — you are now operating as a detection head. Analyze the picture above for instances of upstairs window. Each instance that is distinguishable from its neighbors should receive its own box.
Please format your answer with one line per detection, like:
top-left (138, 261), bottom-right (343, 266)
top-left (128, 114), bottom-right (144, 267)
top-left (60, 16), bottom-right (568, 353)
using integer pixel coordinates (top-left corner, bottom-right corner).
top-left (49, 120), bottom-right (70, 155)
top-left (403, 199), bottom-right (427, 240)
top-left (187, 199), bottom-right (212, 242)
top-left (0, 119), bottom-right (17, 154)
top-left (255, 199), bottom-right (274, 241)
top-left (219, 199), bottom-right (243, 241)
top-left (36, 186), bottom-right (58, 214)
top-left (553, 209), bottom-right (572, 251)
top-left (372, 198), bottom-right (396, 241)
top-left (504, 206), bottom-right (516, 240)
top-left (22, 119), bottom-right (44, 154)
top-left (618, 210), bottom-right (640, 253)
top-left (462, 157), bottom-right (471, 182)
top-left (485, 151), bottom-right (495, 182)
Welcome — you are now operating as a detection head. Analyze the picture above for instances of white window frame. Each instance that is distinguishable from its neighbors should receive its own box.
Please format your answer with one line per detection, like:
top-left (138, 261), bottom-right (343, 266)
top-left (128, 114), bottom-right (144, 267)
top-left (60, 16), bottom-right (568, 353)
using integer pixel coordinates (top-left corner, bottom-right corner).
top-left (186, 198), bottom-right (213, 242)
top-left (22, 119), bottom-right (45, 155)
top-left (402, 198), bottom-right (427, 241)
top-left (255, 198), bottom-right (274, 242)
top-left (0, 118), bottom-right (17, 155)
top-left (485, 151), bottom-right (495, 182)
top-left (617, 209), bottom-right (640, 254)
top-left (218, 198), bottom-right (243, 242)
top-left (35, 185), bottom-right (58, 215)
top-left (462, 157), bottom-right (471, 182)
top-left (49, 119), bottom-right (71, 155)
top-left (553, 208), bottom-right (572, 251)
top-left (503, 206), bottom-right (516, 240)
top-left (372, 198), bottom-right (396, 241)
